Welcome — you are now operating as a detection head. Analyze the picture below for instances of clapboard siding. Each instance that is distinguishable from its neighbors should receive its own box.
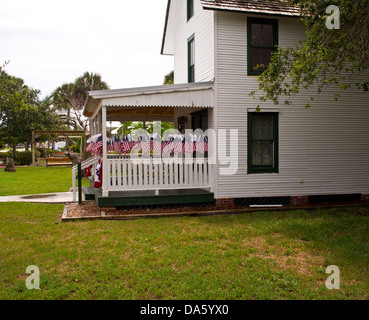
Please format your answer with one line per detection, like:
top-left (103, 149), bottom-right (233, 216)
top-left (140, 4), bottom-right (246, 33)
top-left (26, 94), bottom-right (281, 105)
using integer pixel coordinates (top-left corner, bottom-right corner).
top-left (172, 0), bottom-right (214, 84)
top-left (215, 11), bottom-right (369, 198)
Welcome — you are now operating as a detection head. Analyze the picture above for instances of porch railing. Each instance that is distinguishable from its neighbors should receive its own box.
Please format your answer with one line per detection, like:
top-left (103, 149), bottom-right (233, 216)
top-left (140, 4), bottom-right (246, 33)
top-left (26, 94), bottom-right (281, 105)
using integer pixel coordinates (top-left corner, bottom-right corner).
top-left (106, 157), bottom-right (212, 192)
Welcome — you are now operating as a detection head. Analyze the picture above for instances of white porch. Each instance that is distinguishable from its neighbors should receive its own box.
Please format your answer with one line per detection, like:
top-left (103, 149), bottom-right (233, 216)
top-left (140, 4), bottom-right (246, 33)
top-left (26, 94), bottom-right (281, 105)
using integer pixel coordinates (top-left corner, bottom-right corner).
top-left (76, 82), bottom-right (215, 201)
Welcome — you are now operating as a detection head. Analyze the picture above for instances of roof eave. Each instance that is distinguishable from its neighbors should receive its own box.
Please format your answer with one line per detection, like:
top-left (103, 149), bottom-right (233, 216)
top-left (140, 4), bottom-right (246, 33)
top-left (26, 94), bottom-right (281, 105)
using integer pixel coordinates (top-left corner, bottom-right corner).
top-left (202, 6), bottom-right (300, 17)
top-left (83, 81), bottom-right (215, 117)
top-left (160, 0), bottom-right (172, 55)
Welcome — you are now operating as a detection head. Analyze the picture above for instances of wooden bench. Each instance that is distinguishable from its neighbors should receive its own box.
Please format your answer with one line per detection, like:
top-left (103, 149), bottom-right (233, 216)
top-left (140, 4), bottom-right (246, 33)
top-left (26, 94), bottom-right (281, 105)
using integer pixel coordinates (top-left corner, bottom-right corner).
top-left (46, 157), bottom-right (73, 166)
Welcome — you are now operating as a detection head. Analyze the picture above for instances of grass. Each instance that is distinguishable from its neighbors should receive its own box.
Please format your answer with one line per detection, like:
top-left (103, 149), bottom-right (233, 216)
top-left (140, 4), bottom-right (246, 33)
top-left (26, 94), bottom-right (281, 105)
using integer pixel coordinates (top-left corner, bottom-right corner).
top-left (0, 166), bottom-right (89, 196)
top-left (0, 203), bottom-right (368, 300)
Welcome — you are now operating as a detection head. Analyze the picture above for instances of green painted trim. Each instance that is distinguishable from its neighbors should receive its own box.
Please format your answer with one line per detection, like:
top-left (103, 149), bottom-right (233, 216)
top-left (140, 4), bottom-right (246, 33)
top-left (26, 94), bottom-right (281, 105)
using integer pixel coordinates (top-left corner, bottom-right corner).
top-left (187, 34), bottom-right (195, 83)
top-left (247, 17), bottom-right (279, 76)
top-left (247, 112), bottom-right (279, 174)
top-left (97, 192), bottom-right (214, 208)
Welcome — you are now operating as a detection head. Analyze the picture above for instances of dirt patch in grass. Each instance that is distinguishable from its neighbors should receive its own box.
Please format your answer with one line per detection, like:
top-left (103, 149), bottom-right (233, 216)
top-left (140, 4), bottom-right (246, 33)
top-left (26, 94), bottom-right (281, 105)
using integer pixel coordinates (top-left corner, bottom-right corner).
top-left (243, 235), bottom-right (325, 277)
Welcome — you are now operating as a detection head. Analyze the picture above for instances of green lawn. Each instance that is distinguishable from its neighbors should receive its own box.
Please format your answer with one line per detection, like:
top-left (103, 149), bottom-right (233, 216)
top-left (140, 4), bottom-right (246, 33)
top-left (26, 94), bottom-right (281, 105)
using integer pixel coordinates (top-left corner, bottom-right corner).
top-left (0, 166), bottom-right (89, 196)
top-left (0, 203), bottom-right (368, 299)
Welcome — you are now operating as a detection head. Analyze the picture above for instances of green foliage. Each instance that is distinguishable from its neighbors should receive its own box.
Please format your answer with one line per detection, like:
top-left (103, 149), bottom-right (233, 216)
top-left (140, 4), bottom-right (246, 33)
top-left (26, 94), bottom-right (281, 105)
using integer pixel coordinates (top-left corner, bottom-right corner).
top-left (163, 70), bottom-right (174, 85)
top-left (252, 0), bottom-right (369, 107)
top-left (0, 63), bottom-right (61, 157)
top-left (36, 148), bottom-right (55, 158)
top-left (1, 150), bottom-right (41, 166)
top-left (117, 121), bottom-right (174, 137)
top-left (74, 135), bottom-right (84, 155)
top-left (16, 151), bottom-right (35, 166)
top-left (52, 72), bottom-right (109, 131)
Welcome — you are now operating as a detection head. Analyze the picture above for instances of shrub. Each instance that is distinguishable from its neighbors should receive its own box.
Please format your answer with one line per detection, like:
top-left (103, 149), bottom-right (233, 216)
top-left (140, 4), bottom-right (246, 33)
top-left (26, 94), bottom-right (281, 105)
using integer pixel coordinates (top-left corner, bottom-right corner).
top-left (16, 151), bottom-right (41, 166)
top-left (0, 150), bottom-right (40, 166)
top-left (37, 148), bottom-right (45, 158)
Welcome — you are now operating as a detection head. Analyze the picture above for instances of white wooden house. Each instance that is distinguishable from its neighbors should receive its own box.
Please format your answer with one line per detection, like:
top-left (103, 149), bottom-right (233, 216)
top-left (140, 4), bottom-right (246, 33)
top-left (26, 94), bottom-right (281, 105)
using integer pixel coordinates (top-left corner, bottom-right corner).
top-left (78, 0), bottom-right (369, 208)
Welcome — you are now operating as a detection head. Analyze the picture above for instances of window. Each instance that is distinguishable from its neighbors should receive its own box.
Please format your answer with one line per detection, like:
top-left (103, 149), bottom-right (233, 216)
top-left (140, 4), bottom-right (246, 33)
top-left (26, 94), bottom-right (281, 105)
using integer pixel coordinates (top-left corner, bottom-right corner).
top-left (248, 18), bottom-right (278, 75)
top-left (248, 112), bottom-right (279, 173)
top-left (191, 109), bottom-right (208, 132)
top-left (188, 35), bottom-right (195, 83)
top-left (187, 0), bottom-right (194, 21)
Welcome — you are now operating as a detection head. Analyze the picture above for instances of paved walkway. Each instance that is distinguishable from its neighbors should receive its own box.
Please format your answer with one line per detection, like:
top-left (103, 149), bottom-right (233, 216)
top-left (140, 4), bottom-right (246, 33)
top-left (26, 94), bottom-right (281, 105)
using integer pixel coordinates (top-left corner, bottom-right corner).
top-left (0, 192), bottom-right (76, 204)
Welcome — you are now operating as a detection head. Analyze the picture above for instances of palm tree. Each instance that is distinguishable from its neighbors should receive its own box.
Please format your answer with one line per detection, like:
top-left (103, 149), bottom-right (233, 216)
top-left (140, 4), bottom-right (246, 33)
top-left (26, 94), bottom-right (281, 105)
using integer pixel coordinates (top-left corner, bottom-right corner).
top-left (163, 71), bottom-right (174, 85)
top-left (76, 72), bottom-right (109, 94)
top-left (52, 72), bottom-right (109, 132)
top-left (51, 72), bottom-right (109, 158)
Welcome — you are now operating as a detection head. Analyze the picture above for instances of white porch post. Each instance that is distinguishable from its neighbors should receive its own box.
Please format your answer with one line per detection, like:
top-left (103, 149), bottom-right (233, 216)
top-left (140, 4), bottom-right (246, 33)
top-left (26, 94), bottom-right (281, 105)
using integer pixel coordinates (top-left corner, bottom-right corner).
top-left (102, 106), bottom-right (108, 197)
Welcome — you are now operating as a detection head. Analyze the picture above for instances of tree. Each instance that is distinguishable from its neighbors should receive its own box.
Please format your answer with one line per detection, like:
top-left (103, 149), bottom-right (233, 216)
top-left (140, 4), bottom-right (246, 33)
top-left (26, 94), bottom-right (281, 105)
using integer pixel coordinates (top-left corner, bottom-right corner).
top-left (117, 121), bottom-right (174, 137)
top-left (52, 72), bottom-right (109, 159)
top-left (163, 71), bottom-right (174, 85)
top-left (0, 63), bottom-right (60, 159)
top-left (52, 72), bottom-right (109, 132)
top-left (251, 0), bottom-right (369, 108)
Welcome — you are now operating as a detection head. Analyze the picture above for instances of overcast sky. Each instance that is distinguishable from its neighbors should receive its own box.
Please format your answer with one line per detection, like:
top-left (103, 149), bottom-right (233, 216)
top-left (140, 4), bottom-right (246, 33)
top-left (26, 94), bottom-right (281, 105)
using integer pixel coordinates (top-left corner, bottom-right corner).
top-left (0, 0), bottom-right (173, 99)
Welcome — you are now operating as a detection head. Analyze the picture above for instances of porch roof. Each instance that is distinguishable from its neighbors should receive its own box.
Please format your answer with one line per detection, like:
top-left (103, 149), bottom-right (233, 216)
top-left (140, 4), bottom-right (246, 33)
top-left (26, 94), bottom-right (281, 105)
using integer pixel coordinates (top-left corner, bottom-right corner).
top-left (83, 81), bottom-right (214, 118)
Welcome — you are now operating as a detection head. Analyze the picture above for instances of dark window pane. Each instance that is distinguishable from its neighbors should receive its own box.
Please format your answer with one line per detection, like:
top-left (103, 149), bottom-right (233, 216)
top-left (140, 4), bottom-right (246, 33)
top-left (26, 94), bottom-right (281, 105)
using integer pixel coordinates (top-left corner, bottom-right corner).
top-left (187, 0), bottom-right (194, 20)
top-left (251, 23), bottom-right (262, 46)
top-left (252, 141), bottom-right (262, 166)
top-left (261, 48), bottom-right (272, 66)
top-left (250, 48), bottom-right (261, 71)
top-left (262, 24), bottom-right (273, 47)
top-left (201, 115), bottom-right (208, 131)
top-left (252, 114), bottom-right (274, 140)
top-left (188, 37), bottom-right (195, 82)
top-left (252, 141), bottom-right (273, 166)
top-left (260, 141), bottom-right (274, 166)
top-left (193, 117), bottom-right (200, 130)
top-left (189, 65), bottom-right (194, 82)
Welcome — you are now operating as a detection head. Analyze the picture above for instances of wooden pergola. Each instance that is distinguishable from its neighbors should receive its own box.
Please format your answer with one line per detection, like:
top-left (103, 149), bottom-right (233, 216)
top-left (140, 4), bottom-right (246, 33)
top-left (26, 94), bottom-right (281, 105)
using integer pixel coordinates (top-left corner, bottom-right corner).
top-left (32, 130), bottom-right (85, 166)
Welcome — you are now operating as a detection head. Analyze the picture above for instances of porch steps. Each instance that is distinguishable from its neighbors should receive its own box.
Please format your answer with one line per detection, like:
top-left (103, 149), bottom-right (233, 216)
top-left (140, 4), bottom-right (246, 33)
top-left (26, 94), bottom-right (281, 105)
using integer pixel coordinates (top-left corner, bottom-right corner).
top-left (101, 189), bottom-right (214, 208)
top-left (83, 187), bottom-right (96, 201)
top-left (85, 176), bottom-right (214, 208)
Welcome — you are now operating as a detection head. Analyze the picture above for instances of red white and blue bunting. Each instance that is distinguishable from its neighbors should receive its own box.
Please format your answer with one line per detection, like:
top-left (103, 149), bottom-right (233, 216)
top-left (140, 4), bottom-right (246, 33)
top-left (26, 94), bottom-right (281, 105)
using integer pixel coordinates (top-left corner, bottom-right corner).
top-left (86, 134), bottom-right (209, 156)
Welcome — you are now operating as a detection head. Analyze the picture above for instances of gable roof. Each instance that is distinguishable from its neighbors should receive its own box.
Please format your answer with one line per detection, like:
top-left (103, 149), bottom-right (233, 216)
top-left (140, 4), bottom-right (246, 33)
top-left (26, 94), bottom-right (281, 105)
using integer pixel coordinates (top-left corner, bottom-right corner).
top-left (161, 0), bottom-right (300, 55)
top-left (200, 0), bottom-right (300, 17)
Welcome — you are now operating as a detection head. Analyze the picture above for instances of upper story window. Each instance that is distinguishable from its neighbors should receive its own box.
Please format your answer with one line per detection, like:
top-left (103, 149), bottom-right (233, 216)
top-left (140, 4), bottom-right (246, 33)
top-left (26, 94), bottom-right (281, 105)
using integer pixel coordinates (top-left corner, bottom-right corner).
top-left (187, 0), bottom-right (194, 21)
top-left (248, 18), bottom-right (278, 75)
top-left (188, 34), bottom-right (195, 83)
